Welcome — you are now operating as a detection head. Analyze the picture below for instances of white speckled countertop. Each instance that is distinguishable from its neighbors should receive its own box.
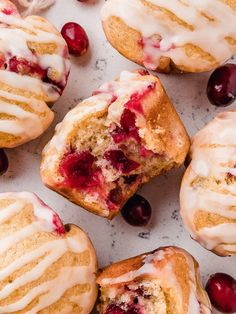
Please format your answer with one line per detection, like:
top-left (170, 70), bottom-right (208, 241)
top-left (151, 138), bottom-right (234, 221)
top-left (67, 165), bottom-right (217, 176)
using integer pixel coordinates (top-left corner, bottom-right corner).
top-left (2, 1), bottom-right (236, 313)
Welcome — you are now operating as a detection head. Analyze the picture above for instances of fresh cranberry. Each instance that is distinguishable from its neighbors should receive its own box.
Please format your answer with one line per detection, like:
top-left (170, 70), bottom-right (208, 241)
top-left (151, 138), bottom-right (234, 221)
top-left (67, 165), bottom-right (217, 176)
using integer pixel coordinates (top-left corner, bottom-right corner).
top-left (207, 64), bottom-right (236, 107)
top-left (206, 273), bottom-right (236, 313)
top-left (0, 149), bottom-right (9, 175)
top-left (105, 150), bottom-right (139, 174)
top-left (52, 214), bottom-right (65, 235)
top-left (59, 151), bottom-right (101, 189)
top-left (9, 57), bottom-right (46, 79)
top-left (61, 22), bottom-right (89, 56)
top-left (112, 109), bottom-right (140, 144)
top-left (121, 194), bottom-right (152, 226)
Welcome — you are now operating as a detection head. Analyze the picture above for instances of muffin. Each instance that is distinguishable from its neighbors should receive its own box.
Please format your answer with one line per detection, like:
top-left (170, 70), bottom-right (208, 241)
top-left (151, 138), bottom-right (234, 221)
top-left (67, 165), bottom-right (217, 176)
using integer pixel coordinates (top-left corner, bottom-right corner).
top-left (41, 70), bottom-right (190, 219)
top-left (0, 191), bottom-right (98, 313)
top-left (180, 111), bottom-right (236, 256)
top-left (97, 246), bottom-right (211, 313)
top-left (101, 0), bottom-right (236, 73)
top-left (0, 0), bottom-right (70, 148)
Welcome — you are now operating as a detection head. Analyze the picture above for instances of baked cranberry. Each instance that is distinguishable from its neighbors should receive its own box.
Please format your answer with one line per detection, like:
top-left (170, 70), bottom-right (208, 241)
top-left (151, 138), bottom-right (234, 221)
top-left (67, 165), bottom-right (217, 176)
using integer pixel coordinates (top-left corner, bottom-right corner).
top-left (105, 304), bottom-right (139, 314)
top-left (105, 150), bottom-right (139, 174)
top-left (9, 57), bottom-right (46, 79)
top-left (112, 109), bottom-right (140, 143)
top-left (121, 194), bottom-right (152, 226)
top-left (125, 84), bottom-right (155, 114)
top-left (59, 151), bottom-right (101, 189)
top-left (105, 304), bottom-right (124, 314)
top-left (207, 64), bottom-right (236, 107)
top-left (52, 214), bottom-right (65, 235)
top-left (61, 22), bottom-right (89, 56)
top-left (123, 175), bottom-right (138, 185)
top-left (108, 187), bottom-right (123, 205)
top-left (0, 149), bottom-right (9, 175)
top-left (206, 273), bottom-right (236, 313)
top-left (138, 69), bottom-right (149, 76)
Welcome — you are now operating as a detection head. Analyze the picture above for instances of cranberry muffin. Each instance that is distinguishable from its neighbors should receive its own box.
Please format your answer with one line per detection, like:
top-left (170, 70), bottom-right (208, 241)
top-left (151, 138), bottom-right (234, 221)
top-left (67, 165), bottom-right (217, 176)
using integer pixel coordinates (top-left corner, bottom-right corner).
top-left (180, 111), bottom-right (236, 256)
top-left (0, 191), bottom-right (98, 313)
top-left (0, 0), bottom-right (70, 148)
top-left (101, 0), bottom-right (236, 73)
top-left (97, 246), bottom-right (211, 313)
top-left (41, 70), bottom-right (189, 219)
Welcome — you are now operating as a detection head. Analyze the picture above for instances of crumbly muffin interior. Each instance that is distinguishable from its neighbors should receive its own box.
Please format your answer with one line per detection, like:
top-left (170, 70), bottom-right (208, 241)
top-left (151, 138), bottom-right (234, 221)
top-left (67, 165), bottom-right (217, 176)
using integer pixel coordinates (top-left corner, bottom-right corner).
top-left (58, 107), bottom-right (176, 214)
top-left (99, 279), bottom-right (173, 314)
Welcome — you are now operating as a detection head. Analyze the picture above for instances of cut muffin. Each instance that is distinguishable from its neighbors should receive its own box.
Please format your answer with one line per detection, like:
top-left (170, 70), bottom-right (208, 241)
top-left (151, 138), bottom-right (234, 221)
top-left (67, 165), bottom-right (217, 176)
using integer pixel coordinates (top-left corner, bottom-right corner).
top-left (41, 70), bottom-right (190, 219)
top-left (101, 0), bottom-right (236, 73)
top-left (97, 246), bottom-right (212, 314)
top-left (0, 191), bottom-right (98, 313)
top-left (0, 0), bottom-right (70, 148)
top-left (180, 110), bottom-right (236, 256)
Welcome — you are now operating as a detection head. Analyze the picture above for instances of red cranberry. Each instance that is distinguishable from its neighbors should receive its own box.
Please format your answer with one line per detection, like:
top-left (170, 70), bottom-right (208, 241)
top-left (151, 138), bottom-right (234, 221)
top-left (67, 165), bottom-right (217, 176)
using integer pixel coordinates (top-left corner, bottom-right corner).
top-left (105, 304), bottom-right (139, 314)
top-left (108, 187), bottom-right (123, 206)
top-left (0, 149), bottom-right (8, 175)
top-left (104, 150), bottom-right (139, 174)
top-left (121, 194), bottom-right (152, 226)
top-left (9, 57), bottom-right (46, 79)
top-left (138, 69), bottom-right (150, 76)
top-left (112, 109), bottom-right (140, 144)
top-left (59, 151), bottom-right (101, 189)
top-left (207, 64), bottom-right (236, 107)
top-left (206, 273), bottom-right (236, 313)
top-left (125, 83), bottom-right (155, 114)
top-left (52, 214), bottom-right (65, 235)
top-left (105, 304), bottom-right (124, 314)
top-left (61, 22), bottom-right (89, 56)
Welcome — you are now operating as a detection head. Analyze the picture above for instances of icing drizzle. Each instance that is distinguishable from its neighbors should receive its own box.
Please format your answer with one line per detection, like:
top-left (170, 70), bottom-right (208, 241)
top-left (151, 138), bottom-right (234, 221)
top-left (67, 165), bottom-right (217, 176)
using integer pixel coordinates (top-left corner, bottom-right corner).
top-left (15, 0), bottom-right (55, 17)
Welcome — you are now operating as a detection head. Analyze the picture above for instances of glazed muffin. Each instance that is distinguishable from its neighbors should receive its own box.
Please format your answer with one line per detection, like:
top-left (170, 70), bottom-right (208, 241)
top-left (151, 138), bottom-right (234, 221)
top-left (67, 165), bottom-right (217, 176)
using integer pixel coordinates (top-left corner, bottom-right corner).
top-left (0, 0), bottom-right (70, 148)
top-left (180, 111), bottom-right (236, 256)
top-left (97, 246), bottom-right (212, 313)
top-left (101, 0), bottom-right (236, 73)
top-left (41, 70), bottom-right (190, 219)
top-left (0, 191), bottom-right (98, 313)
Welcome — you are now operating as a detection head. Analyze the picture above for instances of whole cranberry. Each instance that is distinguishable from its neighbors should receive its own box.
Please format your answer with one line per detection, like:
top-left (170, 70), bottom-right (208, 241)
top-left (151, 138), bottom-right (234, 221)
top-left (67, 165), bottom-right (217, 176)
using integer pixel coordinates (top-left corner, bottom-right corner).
top-left (206, 273), bottom-right (236, 313)
top-left (0, 149), bottom-right (8, 175)
top-left (121, 194), bottom-right (152, 226)
top-left (61, 22), bottom-right (89, 56)
top-left (207, 64), bottom-right (236, 107)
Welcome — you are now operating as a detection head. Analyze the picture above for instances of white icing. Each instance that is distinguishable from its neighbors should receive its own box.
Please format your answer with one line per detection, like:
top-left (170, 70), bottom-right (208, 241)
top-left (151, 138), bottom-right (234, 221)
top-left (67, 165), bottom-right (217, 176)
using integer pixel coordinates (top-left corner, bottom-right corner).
top-left (101, 0), bottom-right (236, 69)
top-left (0, 3), bottom-right (70, 147)
top-left (0, 192), bottom-right (97, 314)
top-left (15, 0), bottom-right (55, 17)
top-left (100, 247), bottom-right (211, 314)
top-left (180, 111), bottom-right (236, 254)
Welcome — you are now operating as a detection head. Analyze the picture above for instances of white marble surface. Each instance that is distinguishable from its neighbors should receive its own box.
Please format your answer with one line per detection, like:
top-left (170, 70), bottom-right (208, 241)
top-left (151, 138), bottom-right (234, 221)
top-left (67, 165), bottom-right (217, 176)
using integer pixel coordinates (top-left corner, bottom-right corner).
top-left (2, 1), bottom-right (236, 313)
